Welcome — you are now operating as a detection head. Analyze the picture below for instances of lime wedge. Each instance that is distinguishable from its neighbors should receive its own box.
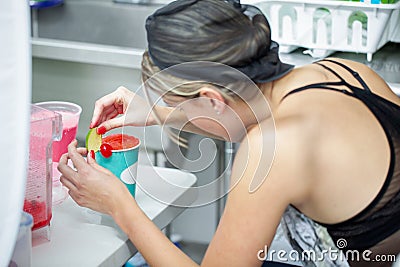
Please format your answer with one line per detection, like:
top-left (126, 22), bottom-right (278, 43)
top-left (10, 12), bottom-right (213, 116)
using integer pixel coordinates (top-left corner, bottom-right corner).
top-left (86, 128), bottom-right (102, 152)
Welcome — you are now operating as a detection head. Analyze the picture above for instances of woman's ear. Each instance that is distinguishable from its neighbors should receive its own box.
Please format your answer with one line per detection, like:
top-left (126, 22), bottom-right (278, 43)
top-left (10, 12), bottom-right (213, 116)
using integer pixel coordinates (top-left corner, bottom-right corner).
top-left (199, 87), bottom-right (226, 115)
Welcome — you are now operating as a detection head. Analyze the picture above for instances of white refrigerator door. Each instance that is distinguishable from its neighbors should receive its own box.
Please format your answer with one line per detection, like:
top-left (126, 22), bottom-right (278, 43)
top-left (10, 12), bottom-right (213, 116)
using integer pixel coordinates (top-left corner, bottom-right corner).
top-left (0, 1), bottom-right (31, 266)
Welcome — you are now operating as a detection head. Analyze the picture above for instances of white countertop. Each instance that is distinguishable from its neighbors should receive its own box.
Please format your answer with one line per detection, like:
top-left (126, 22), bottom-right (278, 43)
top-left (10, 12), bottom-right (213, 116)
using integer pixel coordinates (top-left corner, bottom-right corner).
top-left (31, 165), bottom-right (197, 267)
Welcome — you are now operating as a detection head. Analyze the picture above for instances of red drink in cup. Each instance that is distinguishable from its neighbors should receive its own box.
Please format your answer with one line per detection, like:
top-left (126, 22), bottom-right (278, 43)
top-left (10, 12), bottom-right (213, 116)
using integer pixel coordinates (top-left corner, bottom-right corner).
top-left (96, 134), bottom-right (140, 197)
top-left (102, 134), bottom-right (140, 150)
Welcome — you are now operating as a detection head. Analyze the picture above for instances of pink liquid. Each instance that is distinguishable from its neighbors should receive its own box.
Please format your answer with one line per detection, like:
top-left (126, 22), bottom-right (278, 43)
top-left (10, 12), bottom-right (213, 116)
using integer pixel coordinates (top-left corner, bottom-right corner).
top-left (52, 125), bottom-right (77, 162)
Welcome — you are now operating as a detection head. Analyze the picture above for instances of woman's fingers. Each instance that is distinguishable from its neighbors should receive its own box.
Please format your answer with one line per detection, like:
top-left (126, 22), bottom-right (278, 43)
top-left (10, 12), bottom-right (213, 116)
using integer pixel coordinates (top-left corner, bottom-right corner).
top-left (86, 150), bottom-right (114, 174)
top-left (105, 109), bottom-right (119, 121)
top-left (90, 86), bottom-right (135, 128)
top-left (77, 147), bottom-right (88, 157)
top-left (68, 140), bottom-right (88, 170)
top-left (60, 175), bottom-right (77, 192)
top-left (90, 91), bottom-right (121, 128)
top-left (58, 153), bottom-right (74, 177)
top-left (99, 105), bottom-right (119, 122)
top-left (97, 108), bottom-right (121, 132)
top-left (95, 110), bottom-right (115, 129)
top-left (58, 153), bottom-right (79, 188)
top-left (97, 116), bottom-right (125, 133)
top-left (87, 150), bottom-right (107, 172)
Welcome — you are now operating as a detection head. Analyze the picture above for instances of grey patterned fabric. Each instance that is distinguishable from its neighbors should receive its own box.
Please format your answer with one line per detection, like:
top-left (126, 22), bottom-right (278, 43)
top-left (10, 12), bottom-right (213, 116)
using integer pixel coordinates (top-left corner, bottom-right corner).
top-left (271, 206), bottom-right (350, 267)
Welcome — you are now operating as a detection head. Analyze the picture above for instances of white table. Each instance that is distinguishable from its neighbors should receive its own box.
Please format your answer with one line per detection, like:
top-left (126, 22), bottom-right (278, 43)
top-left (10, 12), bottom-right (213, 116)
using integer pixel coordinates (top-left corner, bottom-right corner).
top-left (32, 165), bottom-right (197, 267)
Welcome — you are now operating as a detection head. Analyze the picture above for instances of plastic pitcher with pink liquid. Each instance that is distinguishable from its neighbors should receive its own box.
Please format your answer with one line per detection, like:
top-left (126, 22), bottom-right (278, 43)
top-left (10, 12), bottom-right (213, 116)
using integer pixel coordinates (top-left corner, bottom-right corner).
top-left (35, 101), bottom-right (82, 205)
top-left (25, 105), bottom-right (62, 238)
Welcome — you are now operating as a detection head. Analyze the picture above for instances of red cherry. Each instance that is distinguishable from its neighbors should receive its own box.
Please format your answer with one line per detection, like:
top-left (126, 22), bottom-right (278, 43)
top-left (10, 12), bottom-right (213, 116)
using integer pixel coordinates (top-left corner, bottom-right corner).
top-left (100, 143), bottom-right (113, 158)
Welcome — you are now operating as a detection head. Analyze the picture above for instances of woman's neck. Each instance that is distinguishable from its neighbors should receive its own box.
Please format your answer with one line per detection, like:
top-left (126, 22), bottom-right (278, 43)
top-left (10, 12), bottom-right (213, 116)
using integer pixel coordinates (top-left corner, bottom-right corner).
top-left (228, 83), bottom-right (275, 132)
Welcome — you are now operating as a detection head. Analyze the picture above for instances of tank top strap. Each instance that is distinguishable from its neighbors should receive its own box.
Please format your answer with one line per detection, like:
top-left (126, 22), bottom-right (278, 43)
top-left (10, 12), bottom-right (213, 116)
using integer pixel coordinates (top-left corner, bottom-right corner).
top-left (280, 83), bottom-right (354, 102)
top-left (281, 59), bottom-right (373, 102)
top-left (319, 59), bottom-right (372, 93)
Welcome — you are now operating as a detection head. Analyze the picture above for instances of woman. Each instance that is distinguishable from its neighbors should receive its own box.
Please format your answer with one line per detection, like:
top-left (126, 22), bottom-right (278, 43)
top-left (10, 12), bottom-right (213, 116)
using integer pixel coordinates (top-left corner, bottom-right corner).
top-left (58, 0), bottom-right (400, 266)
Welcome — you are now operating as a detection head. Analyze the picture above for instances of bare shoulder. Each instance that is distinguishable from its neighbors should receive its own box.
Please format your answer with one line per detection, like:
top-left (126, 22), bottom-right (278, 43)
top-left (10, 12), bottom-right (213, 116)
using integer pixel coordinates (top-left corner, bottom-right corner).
top-left (325, 57), bottom-right (381, 81)
top-left (237, 117), bottom-right (314, 206)
top-left (326, 57), bottom-right (400, 103)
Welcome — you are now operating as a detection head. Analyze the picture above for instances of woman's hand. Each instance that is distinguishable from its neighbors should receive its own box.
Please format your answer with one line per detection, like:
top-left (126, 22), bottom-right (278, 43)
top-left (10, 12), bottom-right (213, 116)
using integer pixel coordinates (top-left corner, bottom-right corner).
top-left (58, 140), bottom-right (134, 215)
top-left (90, 86), bottom-right (157, 133)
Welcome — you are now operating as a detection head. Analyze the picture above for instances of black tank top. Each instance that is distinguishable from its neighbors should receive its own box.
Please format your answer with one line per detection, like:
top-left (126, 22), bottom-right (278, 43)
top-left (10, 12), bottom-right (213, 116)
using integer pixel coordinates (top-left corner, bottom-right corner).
top-left (283, 59), bottom-right (400, 251)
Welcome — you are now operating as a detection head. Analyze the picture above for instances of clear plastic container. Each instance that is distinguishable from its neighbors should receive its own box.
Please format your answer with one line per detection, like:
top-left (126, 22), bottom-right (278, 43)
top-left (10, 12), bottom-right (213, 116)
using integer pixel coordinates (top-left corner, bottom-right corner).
top-left (9, 212), bottom-right (33, 267)
top-left (34, 101), bottom-right (82, 206)
top-left (34, 101), bottom-right (82, 163)
top-left (24, 105), bottom-right (62, 234)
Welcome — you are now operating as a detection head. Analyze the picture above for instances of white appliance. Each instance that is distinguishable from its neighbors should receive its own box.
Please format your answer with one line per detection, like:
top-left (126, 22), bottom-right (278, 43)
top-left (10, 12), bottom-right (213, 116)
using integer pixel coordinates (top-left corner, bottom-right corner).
top-left (0, 1), bottom-right (31, 266)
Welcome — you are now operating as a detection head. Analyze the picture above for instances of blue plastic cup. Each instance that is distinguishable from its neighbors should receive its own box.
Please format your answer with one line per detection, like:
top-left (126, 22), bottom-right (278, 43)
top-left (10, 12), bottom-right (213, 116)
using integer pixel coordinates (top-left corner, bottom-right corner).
top-left (96, 141), bottom-right (140, 197)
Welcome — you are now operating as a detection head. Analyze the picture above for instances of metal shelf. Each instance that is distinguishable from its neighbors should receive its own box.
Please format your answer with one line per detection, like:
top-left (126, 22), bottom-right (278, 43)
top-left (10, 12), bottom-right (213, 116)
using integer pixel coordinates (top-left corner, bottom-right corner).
top-left (31, 37), bottom-right (144, 69)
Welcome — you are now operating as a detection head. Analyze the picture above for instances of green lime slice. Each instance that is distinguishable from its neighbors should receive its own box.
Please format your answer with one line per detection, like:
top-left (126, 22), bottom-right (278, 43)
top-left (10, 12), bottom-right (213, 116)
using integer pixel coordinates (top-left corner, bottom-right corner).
top-left (86, 128), bottom-right (102, 152)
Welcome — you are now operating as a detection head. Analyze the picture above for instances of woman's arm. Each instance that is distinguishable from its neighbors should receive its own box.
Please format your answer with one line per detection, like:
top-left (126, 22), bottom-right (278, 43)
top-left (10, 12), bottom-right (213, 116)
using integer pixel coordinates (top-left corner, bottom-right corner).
top-left (113, 195), bottom-right (197, 266)
top-left (58, 141), bottom-right (199, 266)
top-left (58, 117), bottom-right (311, 266)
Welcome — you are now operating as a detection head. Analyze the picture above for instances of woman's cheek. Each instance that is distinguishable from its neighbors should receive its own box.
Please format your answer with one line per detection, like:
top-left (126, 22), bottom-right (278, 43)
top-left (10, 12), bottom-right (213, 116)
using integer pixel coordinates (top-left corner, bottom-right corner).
top-left (191, 118), bottom-right (229, 139)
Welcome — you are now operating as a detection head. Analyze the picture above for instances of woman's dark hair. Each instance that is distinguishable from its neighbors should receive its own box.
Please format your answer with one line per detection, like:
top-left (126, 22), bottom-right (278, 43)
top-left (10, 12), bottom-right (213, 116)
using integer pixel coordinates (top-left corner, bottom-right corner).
top-left (146, 0), bottom-right (271, 68)
top-left (144, 0), bottom-right (293, 84)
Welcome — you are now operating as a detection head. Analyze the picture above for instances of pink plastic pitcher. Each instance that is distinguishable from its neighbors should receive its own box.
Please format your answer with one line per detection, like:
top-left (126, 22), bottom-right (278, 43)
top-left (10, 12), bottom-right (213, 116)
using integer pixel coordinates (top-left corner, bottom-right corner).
top-left (24, 105), bottom-right (61, 232)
